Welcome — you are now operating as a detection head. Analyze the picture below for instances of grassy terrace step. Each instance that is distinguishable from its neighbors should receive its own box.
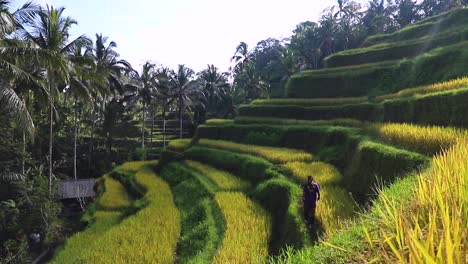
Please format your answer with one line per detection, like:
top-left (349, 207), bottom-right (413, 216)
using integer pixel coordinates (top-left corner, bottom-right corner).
top-left (234, 117), bottom-right (364, 127)
top-left (196, 139), bottom-right (313, 164)
top-left (286, 41), bottom-right (468, 98)
top-left (362, 8), bottom-right (468, 47)
top-left (252, 76), bottom-right (468, 106)
top-left (195, 124), bottom-right (429, 199)
top-left (160, 162), bottom-right (223, 263)
top-left (325, 24), bottom-right (468, 67)
top-left (185, 146), bottom-right (280, 185)
top-left (53, 162), bottom-right (180, 263)
top-left (240, 87), bottom-right (468, 128)
top-left (212, 192), bottom-right (271, 263)
top-left (185, 160), bottom-right (251, 191)
top-left (98, 175), bottom-right (133, 210)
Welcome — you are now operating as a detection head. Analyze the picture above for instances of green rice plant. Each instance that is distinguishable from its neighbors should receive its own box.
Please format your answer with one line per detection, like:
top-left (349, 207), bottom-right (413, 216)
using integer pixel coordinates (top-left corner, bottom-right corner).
top-left (235, 117), bottom-right (364, 127)
top-left (98, 175), bottom-right (133, 210)
top-left (185, 160), bottom-right (250, 191)
top-left (167, 138), bottom-right (192, 152)
top-left (212, 192), bottom-right (271, 264)
top-left (253, 178), bottom-right (312, 253)
top-left (185, 146), bottom-right (279, 184)
top-left (197, 139), bottom-right (313, 164)
top-left (160, 162), bottom-right (223, 264)
top-left (53, 165), bottom-right (181, 263)
top-left (369, 123), bottom-right (468, 155)
top-left (368, 139), bottom-right (467, 263)
top-left (251, 97), bottom-right (367, 106)
top-left (282, 161), bottom-right (343, 185)
top-left (205, 119), bottom-right (234, 125)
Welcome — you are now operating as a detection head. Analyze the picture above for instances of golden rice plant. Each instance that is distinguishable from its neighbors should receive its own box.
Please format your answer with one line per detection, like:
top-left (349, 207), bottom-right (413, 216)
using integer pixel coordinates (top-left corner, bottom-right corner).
top-left (205, 119), bottom-right (234, 125)
top-left (185, 160), bottom-right (250, 190)
top-left (213, 192), bottom-right (271, 264)
top-left (316, 187), bottom-right (357, 235)
top-left (167, 138), bottom-right (192, 152)
top-left (370, 123), bottom-right (468, 155)
top-left (283, 161), bottom-right (343, 185)
top-left (52, 211), bottom-right (123, 263)
top-left (368, 139), bottom-right (467, 263)
top-left (376, 76), bottom-right (468, 102)
top-left (116, 160), bottom-right (158, 173)
top-left (235, 117), bottom-right (364, 127)
top-left (53, 164), bottom-right (181, 263)
top-left (198, 139), bottom-right (313, 164)
top-left (99, 175), bottom-right (133, 209)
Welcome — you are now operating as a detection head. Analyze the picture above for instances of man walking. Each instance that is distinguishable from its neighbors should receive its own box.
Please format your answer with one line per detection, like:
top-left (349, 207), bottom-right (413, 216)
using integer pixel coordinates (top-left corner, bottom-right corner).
top-left (302, 176), bottom-right (320, 227)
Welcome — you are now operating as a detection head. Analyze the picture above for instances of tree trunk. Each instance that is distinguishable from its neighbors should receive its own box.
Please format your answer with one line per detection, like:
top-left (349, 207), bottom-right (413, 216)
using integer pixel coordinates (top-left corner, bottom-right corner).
top-left (179, 99), bottom-right (183, 139)
top-left (73, 96), bottom-right (78, 181)
top-left (150, 107), bottom-right (155, 148)
top-left (162, 108), bottom-right (167, 149)
top-left (48, 91), bottom-right (53, 194)
top-left (22, 131), bottom-right (25, 175)
top-left (88, 106), bottom-right (95, 177)
top-left (141, 102), bottom-right (145, 149)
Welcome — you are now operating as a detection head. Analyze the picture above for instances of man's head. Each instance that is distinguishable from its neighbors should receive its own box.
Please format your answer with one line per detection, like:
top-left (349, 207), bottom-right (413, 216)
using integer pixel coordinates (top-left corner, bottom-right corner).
top-left (307, 176), bottom-right (314, 184)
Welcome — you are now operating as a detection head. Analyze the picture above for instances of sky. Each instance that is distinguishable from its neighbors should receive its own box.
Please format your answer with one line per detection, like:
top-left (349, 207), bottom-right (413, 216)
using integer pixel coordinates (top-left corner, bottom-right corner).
top-left (22, 0), bottom-right (361, 72)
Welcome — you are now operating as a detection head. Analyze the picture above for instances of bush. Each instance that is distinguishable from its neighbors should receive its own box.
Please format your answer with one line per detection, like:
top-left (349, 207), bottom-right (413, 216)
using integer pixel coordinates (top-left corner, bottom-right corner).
top-left (167, 139), bottom-right (192, 152)
top-left (286, 41), bottom-right (468, 98)
top-left (184, 146), bottom-right (279, 184)
top-left (128, 147), bottom-right (147, 161)
top-left (245, 131), bottom-right (282, 146)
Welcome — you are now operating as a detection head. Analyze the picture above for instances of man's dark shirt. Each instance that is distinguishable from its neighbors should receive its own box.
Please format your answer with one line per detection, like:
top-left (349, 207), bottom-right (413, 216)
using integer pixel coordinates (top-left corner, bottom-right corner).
top-left (303, 182), bottom-right (320, 206)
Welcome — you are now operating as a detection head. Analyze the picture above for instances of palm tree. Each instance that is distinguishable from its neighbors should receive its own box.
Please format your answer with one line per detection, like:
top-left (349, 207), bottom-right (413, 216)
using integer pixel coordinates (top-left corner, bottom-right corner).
top-left (198, 64), bottom-right (229, 118)
top-left (154, 67), bottom-right (175, 148)
top-left (85, 34), bottom-right (131, 172)
top-left (20, 5), bottom-right (91, 193)
top-left (231, 42), bottom-right (254, 74)
top-left (125, 61), bottom-right (157, 150)
top-left (171, 64), bottom-right (202, 139)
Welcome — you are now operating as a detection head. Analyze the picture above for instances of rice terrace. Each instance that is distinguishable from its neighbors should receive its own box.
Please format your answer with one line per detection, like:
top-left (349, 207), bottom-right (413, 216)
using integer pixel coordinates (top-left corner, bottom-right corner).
top-left (0, 0), bottom-right (466, 263)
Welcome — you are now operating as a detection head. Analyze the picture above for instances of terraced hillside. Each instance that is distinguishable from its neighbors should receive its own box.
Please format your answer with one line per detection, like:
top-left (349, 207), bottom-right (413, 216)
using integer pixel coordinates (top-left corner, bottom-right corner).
top-left (53, 8), bottom-right (466, 264)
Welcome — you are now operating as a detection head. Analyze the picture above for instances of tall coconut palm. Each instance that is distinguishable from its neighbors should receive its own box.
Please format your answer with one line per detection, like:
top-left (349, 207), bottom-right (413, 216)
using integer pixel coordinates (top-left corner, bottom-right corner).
top-left (171, 64), bottom-right (202, 139)
top-left (20, 5), bottom-right (91, 193)
top-left (84, 34), bottom-right (131, 173)
top-left (198, 64), bottom-right (229, 118)
top-left (154, 67), bottom-right (175, 148)
top-left (125, 61), bottom-right (157, 150)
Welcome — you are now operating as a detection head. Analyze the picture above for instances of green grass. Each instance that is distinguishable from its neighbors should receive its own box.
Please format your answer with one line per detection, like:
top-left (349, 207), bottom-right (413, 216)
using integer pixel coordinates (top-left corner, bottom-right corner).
top-left (205, 119), bottom-right (234, 125)
top-left (196, 139), bottom-right (314, 164)
top-left (185, 160), bottom-right (251, 191)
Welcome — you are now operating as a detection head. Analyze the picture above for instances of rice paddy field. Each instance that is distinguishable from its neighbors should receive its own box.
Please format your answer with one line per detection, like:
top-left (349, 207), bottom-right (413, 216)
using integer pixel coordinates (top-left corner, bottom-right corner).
top-left (53, 13), bottom-right (467, 263)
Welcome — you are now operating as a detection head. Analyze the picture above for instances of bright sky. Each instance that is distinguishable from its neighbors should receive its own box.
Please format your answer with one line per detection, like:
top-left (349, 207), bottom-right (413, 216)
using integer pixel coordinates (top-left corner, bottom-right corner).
top-left (25, 0), bottom-right (363, 72)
